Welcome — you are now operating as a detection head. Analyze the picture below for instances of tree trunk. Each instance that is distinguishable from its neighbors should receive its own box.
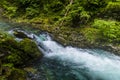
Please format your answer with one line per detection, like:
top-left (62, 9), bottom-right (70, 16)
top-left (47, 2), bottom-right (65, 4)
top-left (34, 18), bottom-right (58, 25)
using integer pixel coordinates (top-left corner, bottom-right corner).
top-left (59, 0), bottom-right (73, 27)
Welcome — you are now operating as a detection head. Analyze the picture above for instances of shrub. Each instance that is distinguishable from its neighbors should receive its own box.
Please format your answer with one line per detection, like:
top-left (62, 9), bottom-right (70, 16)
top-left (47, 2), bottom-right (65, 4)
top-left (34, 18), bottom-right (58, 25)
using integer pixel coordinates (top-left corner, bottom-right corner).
top-left (81, 27), bottom-right (99, 43)
top-left (100, 2), bottom-right (120, 20)
top-left (59, 4), bottom-right (91, 27)
top-left (92, 19), bottom-right (120, 43)
top-left (26, 7), bottom-right (39, 18)
top-left (79, 0), bottom-right (109, 11)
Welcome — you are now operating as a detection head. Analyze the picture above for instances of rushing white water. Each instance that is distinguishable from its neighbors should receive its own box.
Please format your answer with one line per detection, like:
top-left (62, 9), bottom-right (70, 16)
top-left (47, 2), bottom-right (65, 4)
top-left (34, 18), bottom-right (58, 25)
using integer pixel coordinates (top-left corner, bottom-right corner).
top-left (33, 34), bottom-right (120, 80)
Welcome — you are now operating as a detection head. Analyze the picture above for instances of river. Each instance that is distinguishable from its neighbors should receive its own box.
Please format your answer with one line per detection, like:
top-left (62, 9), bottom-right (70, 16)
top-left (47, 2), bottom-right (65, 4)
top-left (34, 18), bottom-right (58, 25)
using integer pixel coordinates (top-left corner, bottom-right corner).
top-left (0, 20), bottom-right (120, 80)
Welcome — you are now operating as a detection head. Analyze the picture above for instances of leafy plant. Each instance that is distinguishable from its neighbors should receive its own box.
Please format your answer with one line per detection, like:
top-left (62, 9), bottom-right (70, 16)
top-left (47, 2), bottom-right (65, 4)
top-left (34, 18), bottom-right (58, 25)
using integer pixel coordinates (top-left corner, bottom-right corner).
top-left (81, 27), bottom-right (99, 43)
top-left (99, 1), bottom-right (120, 20)
top-left (92, 19), bottom-right (120, 43)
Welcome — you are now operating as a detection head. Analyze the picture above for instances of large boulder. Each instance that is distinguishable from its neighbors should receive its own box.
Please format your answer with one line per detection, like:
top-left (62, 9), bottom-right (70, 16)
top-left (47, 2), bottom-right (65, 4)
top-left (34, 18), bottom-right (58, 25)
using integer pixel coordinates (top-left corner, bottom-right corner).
top-left (0, 32), bottom-right (43, 66)
top-left (0, 32), bottom-right (43, 80)
top-left (3, 38), bottom-right (43, 67)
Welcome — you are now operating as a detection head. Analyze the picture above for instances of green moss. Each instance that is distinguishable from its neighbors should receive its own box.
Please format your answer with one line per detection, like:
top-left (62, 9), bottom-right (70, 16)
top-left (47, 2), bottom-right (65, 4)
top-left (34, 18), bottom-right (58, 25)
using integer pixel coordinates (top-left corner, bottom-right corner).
top-left (0, 76), bottom-right (6, 80)
top-left (19, 38), bottom-right (42, 59)
top-left (0, 32), bottom-right (42, 67)
top-left (1, 64), bottom-right (27, 80)
top-left (0, 32), bottom-right (43, 80)
top-left (5, 52), bottom-right (23, 66)
top-left (7, 68), bottom-right (27, 80)
top-left (3, 38), bottom-right (42, 66)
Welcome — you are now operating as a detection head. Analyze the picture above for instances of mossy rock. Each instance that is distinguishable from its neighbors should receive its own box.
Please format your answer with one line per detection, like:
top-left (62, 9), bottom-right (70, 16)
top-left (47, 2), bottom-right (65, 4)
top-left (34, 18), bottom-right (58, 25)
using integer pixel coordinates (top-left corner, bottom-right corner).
top-left (0, 32), bottom-right (43, 67)
top-left (3, 38), bottom-right (43, 66)
top-left (13, 30), bottom-right (29, 39)
top-left (7, 68), bottom-right (27, 80)
top-left (0, 64), bottom-right (27, 80)
top-left (0, 32), bottom-right (43, 80)
top-left (0, 37), bottom-right (23, 66)
top-left (19, 38), bottom-right (43, 61)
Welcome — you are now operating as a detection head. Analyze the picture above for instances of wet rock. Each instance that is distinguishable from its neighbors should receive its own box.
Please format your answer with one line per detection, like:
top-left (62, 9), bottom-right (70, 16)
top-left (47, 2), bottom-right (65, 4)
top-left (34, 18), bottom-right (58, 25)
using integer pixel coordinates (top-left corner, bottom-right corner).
top-left (13, 30), bottom-right (31, 39)
top-left (101, 44), bottom-right (120, 55)
top-left (50, 28), bottom-right (120, 55)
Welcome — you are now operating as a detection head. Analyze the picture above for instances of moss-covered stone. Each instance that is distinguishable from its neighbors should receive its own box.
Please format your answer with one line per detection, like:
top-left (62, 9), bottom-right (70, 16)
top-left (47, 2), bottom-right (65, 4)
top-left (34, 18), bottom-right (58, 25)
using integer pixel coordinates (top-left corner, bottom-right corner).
top-left (19, 38), bottom-right (43, 62)
top-left (0, 32), bottom-right (43, 80)
top-left (0, 64), bottom-right (27, 80)
top-left (7, 68), bottom-right (27, 80)
top-left (3, 38), bottom-right (43, 67)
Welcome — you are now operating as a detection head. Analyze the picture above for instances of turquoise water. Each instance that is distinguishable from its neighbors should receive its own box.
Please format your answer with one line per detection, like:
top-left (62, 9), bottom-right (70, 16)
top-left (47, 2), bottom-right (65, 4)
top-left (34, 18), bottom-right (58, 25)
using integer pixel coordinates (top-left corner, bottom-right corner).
top-left (33, 39), bottom-right (120, 80)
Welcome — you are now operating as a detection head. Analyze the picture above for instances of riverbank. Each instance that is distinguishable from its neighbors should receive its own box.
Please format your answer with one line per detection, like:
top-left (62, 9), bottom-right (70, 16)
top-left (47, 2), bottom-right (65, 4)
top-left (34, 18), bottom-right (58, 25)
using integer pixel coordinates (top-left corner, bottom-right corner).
top-left (0, 14), bottom-right (119, 56)
top-left (27, 22), bottom-right (120, 55)
top-left (2, 17), bottom-right (120, 56)
top-left (0, 0), bottom-right (120, 55)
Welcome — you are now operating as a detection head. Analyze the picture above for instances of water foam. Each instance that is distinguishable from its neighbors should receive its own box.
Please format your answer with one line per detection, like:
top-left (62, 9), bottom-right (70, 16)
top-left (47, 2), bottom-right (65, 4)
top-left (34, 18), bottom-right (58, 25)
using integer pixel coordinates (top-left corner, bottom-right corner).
top-left (40, 38), bottom-right (120, 80)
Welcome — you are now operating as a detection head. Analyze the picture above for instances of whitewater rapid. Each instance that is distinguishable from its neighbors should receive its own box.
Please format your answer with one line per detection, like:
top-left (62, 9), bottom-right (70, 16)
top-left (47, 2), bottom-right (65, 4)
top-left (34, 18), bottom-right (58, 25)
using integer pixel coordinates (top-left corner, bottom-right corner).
top-left (36, 34), bottom-right (120, 80)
